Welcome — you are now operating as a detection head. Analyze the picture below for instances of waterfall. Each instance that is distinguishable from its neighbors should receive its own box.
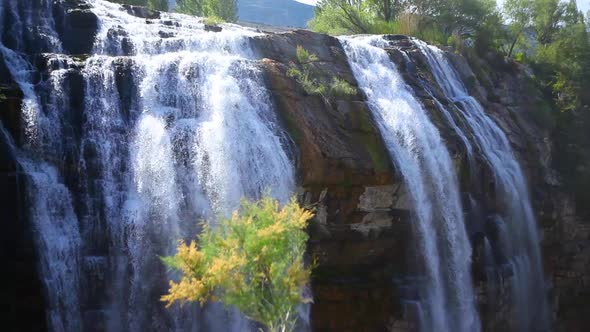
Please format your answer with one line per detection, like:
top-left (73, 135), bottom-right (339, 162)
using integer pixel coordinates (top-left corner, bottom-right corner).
top-left (19, 159), bottom-right (83, 332)
top-left (0, 1), bottom-right (84, 331)
top-left (1, 0), bottom-right (295, 330)
top-left (415, 39), bottom-right (549, 331)
top-left (1, 0), bottom-right (551, 331)
top-left (340, 36), bottom-right (480, 332)
top-left (84, 1), bottom-right (295, 330)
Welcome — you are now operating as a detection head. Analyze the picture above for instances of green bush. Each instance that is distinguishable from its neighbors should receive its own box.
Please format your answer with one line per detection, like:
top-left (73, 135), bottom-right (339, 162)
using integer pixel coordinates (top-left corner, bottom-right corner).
top-left (329, 77), bottom-right (357, 97)
top-left (289, 47), bottom-right (324, 96)
top-left (296, 45), bottom-right (319, 64)
top-left (176, 0), bottom-right (238, 25)
top-left (162, 196), bottom-right (314, 332)
top-left (289, 46), bottom-right (356, 98)
top-left (288, 67), bottom-right (327, 96)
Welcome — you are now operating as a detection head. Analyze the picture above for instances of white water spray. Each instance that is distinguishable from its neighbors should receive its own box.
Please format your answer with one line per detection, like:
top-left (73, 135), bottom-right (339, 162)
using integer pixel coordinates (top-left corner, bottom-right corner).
top-left (415, 39), bottom-right (549, 331)
top-left (81, 1), bottom-right (295, 330)
top-left (340, 36), bottom-right (480, 332)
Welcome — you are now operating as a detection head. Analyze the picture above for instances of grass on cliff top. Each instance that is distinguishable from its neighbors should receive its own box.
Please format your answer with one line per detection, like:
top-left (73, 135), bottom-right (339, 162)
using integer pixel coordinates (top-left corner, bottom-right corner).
top-left (289, 46), bottom-right (357, 99)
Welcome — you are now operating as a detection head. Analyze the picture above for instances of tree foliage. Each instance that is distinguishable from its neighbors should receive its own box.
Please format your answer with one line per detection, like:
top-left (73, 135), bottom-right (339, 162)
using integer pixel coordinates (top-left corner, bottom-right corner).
top-left (176, 0), bottom-right (203, 15)
top-left (503, 0), bottom-right (590, 119)
top-left (503, 0), bottom-right (534, 57)
top-left (162, 196), bottom-right (314, 332)
top-left (288, 46), bottom-right (357, 98)
top-left (108, 0), bottom-right (237, 22)
top-left (309, 0), bottom-right (500, 46)
top-left (176, 0), bottom-right (237, 22)
top-left (501, 0), bottom-right (590, 215)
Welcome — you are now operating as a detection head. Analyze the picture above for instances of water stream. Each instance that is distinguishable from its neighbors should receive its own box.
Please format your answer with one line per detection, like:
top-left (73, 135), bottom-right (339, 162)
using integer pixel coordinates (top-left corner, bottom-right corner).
top-left (415, 39), bottom-right (549, 332)
top-left (340, 35), bottom-right (480, 332)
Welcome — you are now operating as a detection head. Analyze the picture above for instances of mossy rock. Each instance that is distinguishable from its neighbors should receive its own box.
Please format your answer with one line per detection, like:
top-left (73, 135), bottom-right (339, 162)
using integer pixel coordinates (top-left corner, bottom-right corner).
top-left (347, 103), bottom-right (391, 173)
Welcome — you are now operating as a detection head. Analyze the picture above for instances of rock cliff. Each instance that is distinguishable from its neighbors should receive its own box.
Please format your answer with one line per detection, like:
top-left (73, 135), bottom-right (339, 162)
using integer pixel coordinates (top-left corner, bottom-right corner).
top-left (1, 1), bottom-right (589, 331)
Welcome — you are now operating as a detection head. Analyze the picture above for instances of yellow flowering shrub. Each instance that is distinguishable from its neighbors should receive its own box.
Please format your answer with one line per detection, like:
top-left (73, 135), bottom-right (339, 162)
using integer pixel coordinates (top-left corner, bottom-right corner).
top-left (162, 196), bottom-right (314, 332)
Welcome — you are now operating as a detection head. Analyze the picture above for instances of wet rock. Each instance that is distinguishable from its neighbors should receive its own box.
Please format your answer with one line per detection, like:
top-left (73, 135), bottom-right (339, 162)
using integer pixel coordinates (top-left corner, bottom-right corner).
top-left (158, 30), bottom-right (175, 38)
top-left (258, 30), bottom-right (410, 330)
top-left (1, 1), bottom-right (588, 330)
top-left (358, 185), bottom-right (397, 211)
top-left (121, 4), bottom-right (161, 19)
top-left (113, 57), bottom-right (138, 121)
top-left (204, 24), bottom-right (223, 32)
top-left (0, 54), bottom-right (24, 145)
top-left (0, 154), bottom-right (46, 332)
top-left (383, 34), bottom-right (409, 41)
top-left (61, 8), bottom-right (99, 54)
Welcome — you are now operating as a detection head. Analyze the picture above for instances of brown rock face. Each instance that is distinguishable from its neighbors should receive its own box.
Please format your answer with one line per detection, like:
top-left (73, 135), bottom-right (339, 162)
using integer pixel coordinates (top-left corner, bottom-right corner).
top-left (254, 31), bottom-right (590, 331)
top-left (254, 31), bottom-right (420, 331)
top-left (255, 30), bottom-right (393, 187)
top-left (441, 45), bottom-right (590, 332)
top-left (2, 1), bottom-right (588, 328)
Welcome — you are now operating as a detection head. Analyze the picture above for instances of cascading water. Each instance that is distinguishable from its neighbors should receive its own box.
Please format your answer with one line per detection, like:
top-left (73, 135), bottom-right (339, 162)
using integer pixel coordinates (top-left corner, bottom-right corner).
top-left (85, 1), bottom-right (295, 330)
top-left (415, 39), bottom-right (549, 331)
top-left (1, 0), bottom-right (295, 330)
top-left (340, 36), bottom-right (480, 332)
top-left (1, 0), bottom-right (552, 331)
top-left (0, 1), bottom-right (84, 331)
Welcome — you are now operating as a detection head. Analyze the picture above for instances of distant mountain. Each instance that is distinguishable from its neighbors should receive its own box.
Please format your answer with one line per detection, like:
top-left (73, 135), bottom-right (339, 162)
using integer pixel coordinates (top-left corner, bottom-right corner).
top-left (238, 0), bottom-right (315, 28)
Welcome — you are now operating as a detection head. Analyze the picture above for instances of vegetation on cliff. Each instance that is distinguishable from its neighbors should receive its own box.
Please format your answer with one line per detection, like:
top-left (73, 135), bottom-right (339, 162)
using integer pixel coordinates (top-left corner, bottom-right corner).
top-left (162, 196), bottom-right (314, 332)
top-left (288, 45), bottom-right (357, 98)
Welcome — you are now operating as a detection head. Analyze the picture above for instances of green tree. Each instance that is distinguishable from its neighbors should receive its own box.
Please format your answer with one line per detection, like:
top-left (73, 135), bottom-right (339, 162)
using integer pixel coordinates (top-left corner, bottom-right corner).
top-left (309, 0), bottom-right (498, 47)
top-left (534, 8), bottom-right (590, 111)
top-left (503, 0), bottom-right (534, 57)
top-left (404, 0), bottom-right (498, 32)
top-left (368, 0), bottom-right (402, 22)
top-left (203, 0), bottom-right (238, 22)
top-left (176, 0), bottom-right (203, 15)
top-left (503, 0), bottom-right (590, 217)
top-left (532, 0), bottom-right (566, 44)
top-left (309, 0), bottom-right (373, 34)
top-left (176, 0), bottom-right (237, 22)
top-left (162, 196), bottom-right (314, 332)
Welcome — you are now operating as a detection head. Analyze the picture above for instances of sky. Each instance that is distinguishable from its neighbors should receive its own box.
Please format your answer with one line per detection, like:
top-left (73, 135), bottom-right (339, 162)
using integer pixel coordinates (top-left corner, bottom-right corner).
top-left (294, 0), bottom-right (590, 13)
top-left (496, 0), bottom-right (590, 12)
top-left (293, 0), bottom-right (319, 5)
